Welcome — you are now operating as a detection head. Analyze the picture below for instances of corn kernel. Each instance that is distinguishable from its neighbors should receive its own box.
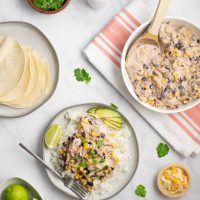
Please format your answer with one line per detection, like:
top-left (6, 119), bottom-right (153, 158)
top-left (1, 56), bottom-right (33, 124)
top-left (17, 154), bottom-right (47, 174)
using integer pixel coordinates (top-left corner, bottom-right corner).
top-left (173, 178), bottom-right (179, 184)
top-left (162, 79), bottom-right (167, 85)
top-left (148, 100), bottom-right (155, 106)
top-left (87, 177), bottom-right (92, 182)
top-left (112, 143), bottom-right (119, 148)
top-left (115, 158), bottom-right (120, 164)
top-left (171, 166), bottom-right (177, 174)
top-left (111, 151), bottom-right (115, 158)
top-left (75, 174), bottom-right (80, 180)
top-left (110, 133), bottom-right (116, 137)
top-left (196, 92), bottom-right (200, 97)
top-left (87, 159), bottom-right (93, 165)
top-left (174, 91), bottom-right (179, 97)
top-left (84, 142), bottom-right (89, 150)
top-left (190, 65), bottom-right (196, 72)
top-left (144, 71), bottom-right (148, 77)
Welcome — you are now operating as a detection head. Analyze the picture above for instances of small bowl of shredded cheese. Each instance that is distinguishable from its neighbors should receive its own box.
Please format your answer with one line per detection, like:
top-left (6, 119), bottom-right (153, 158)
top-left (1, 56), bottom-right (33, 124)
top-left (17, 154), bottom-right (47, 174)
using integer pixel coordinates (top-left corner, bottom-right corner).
top-left (157, 164), bottom-right (191, 198)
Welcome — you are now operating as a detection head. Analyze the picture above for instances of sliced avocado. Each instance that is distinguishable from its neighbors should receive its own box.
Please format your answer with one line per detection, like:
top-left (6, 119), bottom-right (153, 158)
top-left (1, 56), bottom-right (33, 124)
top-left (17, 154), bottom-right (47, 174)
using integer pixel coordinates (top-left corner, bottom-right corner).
top-left (103, 119), bottom-right (121, 130)
top-left (94, 108), bottom-right (122, 118)
top-left (87, 107), bottom-right (99, 114)
top-left (104, 117), bottom-right (123, 124)
top-left (104, 119), bottom-right (122, 128)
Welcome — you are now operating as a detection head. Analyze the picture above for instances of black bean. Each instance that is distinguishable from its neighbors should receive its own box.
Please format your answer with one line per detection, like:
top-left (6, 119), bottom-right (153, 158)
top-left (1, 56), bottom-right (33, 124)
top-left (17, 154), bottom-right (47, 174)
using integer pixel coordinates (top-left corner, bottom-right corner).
top-left (166, 43), bottom-right (171, 48)
top-left (178, 86), bottom-right (185, 96)
top-left (197, 39), bottom-right (200, 43)
top-left (82, 132), bottom-right (85, 137)
top-left (160, 91), bottom-right (166, 98)
top-left (143, 64), bottom-right (149, 69)
top-left (153, 71), bottom-right (158, 76)
top-left (183, 76), bottom-right (187, 81)
top-left (172, 89), bottom-right (176, 95)
top-left (151, 61), bottom-right (158, 67)
top-left (167, 78), bottom-right (171, 83)
top-left (164, 86), bottom-right (170, 92)
top-left (142, 77), bottom-right (148, 81)
top-left (175, 40), bottom-right (184, 50)
top-left (150, 84), bottom-right (154, 89)
top-left (88, 182), bottom-right (93, 186)
top-left (165, 66), bottom-right (170, 70)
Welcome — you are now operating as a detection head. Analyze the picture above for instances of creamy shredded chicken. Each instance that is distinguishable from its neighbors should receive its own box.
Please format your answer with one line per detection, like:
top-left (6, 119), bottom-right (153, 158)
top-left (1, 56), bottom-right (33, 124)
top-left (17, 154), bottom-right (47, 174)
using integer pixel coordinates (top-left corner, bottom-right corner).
top-left (126, 21), bottom-right (200, 109)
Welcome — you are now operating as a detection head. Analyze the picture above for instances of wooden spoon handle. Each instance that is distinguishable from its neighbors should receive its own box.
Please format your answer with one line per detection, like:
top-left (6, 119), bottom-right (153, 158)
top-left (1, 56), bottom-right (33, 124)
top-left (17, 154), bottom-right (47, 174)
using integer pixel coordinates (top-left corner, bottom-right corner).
top-left (148, 0), bottom-right (171, 36)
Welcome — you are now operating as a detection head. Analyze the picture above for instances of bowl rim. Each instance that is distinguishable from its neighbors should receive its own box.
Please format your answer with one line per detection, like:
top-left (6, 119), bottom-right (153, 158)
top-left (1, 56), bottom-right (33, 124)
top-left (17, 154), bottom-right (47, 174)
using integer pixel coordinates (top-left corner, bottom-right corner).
top-left (121, 16), bottom-right (200, 114)
top-left (27, 0), bottom-right (71, 14)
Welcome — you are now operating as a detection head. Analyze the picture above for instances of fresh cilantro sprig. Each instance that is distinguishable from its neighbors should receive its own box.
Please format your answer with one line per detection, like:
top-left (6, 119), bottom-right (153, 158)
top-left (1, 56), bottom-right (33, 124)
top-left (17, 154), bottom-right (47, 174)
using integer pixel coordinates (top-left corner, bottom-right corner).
top-left (135, 184), bottom-right (146, 197)
top-left (156, 143), bottom-right (169, 158)
top-left (33, 0), bottom-right (65, 11)
top-left (110, 103), bottom-right (118, 110)
top-left (74, 68), bottom-right (91, 84)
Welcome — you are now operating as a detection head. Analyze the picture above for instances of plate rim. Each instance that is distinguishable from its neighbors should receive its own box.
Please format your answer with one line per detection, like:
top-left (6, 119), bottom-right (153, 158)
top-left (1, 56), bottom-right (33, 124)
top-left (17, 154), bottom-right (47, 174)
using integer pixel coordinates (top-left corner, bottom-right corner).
top-left (0, 21), bottom-right (59, 118)
top-left (42, 102), bottom-right (140, 200)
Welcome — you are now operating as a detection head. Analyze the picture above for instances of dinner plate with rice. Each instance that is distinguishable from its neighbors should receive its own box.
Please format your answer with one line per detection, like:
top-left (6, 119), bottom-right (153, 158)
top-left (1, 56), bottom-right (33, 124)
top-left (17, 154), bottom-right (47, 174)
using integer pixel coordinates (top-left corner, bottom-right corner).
top-left (43, 103), bottom-right (139, 200)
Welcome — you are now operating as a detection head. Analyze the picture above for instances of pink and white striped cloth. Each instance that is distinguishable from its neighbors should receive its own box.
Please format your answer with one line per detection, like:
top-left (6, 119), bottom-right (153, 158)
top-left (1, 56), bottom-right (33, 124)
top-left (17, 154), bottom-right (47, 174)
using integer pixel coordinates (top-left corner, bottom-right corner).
top-left (84, 0), bottom-right (200, 157)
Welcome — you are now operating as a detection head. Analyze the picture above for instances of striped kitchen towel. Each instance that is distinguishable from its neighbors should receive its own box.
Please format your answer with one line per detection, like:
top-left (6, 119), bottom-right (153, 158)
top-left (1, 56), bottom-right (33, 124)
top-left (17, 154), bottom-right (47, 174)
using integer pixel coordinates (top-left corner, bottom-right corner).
top-left (84, 0), bottom-right (200, 157)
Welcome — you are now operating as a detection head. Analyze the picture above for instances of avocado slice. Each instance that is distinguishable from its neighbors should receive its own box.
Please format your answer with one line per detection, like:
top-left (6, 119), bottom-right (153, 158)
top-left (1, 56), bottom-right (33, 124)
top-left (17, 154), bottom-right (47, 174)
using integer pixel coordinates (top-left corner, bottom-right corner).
top-left (94, 108), bottom-right (122, 118)
top-left (104, 119), bottom-right (122, 128)
top-left (87, 107), bottom-right (99, 114)
top-left (104, 117), bottom-right (123, 124)
top-left (103, 119), bottom-right (122, 130)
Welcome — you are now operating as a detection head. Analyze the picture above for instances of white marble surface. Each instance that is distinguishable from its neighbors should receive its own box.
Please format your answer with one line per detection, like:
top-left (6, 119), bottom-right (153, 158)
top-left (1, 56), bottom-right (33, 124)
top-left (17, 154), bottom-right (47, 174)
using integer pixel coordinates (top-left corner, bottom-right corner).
top-left (0, 0), bottom-right (199, 199)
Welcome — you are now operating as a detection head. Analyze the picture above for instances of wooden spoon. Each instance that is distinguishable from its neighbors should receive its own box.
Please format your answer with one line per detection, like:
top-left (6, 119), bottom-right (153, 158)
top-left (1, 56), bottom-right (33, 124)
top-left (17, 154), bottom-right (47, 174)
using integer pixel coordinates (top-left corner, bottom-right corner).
top-left (136, 0), bottom-right (171, 46)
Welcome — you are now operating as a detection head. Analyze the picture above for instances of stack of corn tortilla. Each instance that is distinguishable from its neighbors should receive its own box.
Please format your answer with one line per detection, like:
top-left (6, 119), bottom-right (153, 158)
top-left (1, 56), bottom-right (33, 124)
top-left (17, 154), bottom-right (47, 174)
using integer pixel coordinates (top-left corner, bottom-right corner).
top-left (0, 36), bottom-right (49, 108)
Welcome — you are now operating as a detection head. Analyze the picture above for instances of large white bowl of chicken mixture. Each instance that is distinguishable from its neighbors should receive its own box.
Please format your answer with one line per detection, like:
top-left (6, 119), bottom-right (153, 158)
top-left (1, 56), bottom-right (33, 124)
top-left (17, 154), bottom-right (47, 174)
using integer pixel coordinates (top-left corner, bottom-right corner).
top-left (121, 17), bottom-right (200, 113)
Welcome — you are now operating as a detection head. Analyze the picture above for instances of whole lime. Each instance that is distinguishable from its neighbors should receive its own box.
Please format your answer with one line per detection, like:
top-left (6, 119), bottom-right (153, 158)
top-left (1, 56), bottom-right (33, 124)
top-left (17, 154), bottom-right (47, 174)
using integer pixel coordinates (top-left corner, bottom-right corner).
top-left (2, 184), bottom-right (29, 200)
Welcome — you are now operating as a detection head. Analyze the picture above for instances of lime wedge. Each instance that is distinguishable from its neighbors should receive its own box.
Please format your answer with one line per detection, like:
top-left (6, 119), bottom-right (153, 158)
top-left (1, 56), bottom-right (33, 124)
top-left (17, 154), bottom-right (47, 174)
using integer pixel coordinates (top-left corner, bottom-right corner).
top-left (45, 124), bottom-right (62, 149)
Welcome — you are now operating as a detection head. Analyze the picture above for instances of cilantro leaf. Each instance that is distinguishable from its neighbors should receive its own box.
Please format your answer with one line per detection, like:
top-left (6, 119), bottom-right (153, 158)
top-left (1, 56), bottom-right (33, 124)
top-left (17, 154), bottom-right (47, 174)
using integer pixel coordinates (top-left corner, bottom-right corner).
top-left (135, 184), bottom-right (146, 197)
top-left (74, 68), bottom-right (91, 84)
top-left (89, 150), bottom-right (96, 158)
top-left (96, 140), bottom-right (104, 148)
top-left (110, 103), bottom-right (118, 110)
top-left (93, 159), bottom-right (98, 165)
top-left (79, 159), bottom-right (87, 168)
top-left (33, 0), bottom-right (65, 11)
top-left (156, 143), bottom-right (169, 158)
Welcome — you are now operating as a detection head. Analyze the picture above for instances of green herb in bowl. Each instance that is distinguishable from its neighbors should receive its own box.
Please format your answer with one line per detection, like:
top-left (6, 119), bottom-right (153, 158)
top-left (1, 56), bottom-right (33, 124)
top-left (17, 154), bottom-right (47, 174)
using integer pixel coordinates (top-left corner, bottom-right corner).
top-left (33, 0), bottom-right (65, 11)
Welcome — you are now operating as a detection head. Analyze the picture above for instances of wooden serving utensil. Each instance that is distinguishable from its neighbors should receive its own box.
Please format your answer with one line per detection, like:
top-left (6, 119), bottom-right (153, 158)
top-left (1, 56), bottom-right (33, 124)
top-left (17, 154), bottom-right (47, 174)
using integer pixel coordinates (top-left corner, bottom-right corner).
top-left (136, 0), bottom-right (171, 46)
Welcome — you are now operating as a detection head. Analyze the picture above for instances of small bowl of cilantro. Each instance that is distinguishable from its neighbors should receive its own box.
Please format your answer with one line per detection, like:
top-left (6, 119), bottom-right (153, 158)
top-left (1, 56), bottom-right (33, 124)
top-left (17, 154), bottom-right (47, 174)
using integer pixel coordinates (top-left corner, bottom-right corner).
top-left (27, 0), bottom-right (71, 14)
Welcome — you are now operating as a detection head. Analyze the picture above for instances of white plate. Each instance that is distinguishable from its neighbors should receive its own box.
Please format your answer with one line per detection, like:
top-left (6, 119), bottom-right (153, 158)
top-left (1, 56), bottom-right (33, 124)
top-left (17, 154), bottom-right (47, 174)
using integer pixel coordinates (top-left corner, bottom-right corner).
top-left (43, 103), bottom-right (139, 200)
top-left (0, 177), bottom-right (43, 199)
top-left (0, 21), bottom-right (59, 118)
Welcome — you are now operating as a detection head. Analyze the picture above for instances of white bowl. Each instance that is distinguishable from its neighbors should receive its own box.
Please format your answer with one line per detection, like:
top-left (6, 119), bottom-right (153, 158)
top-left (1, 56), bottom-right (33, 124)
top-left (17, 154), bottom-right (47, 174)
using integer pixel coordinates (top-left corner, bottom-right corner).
top-left (121, 17), bottom-right (200, 114)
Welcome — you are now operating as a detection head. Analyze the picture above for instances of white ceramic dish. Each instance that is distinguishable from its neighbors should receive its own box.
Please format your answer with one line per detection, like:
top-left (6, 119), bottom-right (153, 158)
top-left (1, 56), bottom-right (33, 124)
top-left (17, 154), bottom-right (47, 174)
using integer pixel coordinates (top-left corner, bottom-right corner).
top-left (0, 177), bottom-right (43, 199)
top-left (43, 103), bottom-right (139, 200)
top-left (0, 21), bottom-right (59, 118)
top-left (121, 17), bottom-right (200, 114)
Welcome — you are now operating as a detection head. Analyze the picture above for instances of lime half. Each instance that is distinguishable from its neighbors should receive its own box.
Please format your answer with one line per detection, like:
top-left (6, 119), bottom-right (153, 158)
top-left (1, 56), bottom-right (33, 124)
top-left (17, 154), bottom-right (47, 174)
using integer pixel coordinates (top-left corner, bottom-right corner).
top-left (45, 124), bottom-right (62, 149)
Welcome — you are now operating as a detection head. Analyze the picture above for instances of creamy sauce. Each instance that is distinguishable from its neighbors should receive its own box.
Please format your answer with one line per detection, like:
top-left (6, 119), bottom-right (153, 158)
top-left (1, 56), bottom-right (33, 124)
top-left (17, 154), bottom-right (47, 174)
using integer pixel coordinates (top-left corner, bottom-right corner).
top-left (126, 22), bottom-right (200, 109)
